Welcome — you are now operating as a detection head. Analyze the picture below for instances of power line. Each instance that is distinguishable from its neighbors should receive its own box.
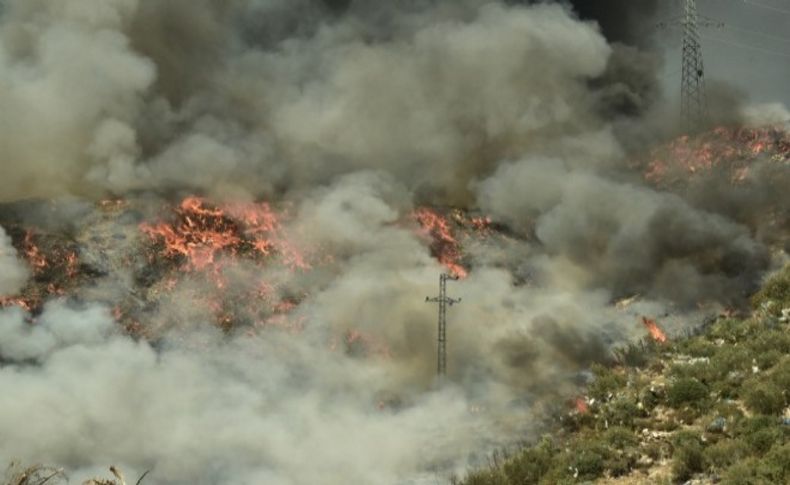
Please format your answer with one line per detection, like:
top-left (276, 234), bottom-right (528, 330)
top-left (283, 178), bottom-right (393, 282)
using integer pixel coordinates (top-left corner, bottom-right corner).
top-left (743, 0), bottom-right (790, 16)
top-left (725, 23), bottom-right (790, 44)
top-left (702, 34), bottom-right (790, 59)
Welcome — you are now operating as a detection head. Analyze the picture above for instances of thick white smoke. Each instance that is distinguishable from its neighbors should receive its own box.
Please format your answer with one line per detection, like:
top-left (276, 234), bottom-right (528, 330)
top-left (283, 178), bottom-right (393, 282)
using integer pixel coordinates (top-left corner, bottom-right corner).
top-left (0, 1), bottom-right (611, 202)
top-left (0, 302), bottom-right (493, 485)
top-left (0, 0), bottom-right (783, 483)
top-left (0, 226), bottom-right (28, 295)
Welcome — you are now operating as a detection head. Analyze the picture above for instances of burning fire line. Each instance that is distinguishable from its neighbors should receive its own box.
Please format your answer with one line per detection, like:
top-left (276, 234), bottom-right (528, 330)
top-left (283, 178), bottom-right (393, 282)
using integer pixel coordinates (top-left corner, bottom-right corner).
top-left (139, 197), bottom-right (312, 276)
top-left (23, 230), bottom-right (48, 273)
top-left (645, 126), bottom-right (790, 186)
top-left (134, 197), bottom-right (320, 333)
top-left (412, 208), bottom-right (469, 278)
top-left (1, 230), bottom-right (82, 312)
top-left (641, 316), bottom-right (668, 344)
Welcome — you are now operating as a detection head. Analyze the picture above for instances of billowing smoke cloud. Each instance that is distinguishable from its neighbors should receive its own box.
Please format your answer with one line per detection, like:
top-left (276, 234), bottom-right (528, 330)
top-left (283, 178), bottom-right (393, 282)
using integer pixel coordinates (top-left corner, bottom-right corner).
top-left (561, 0), bottom-right (662, 46)
top-left (0, 0), bottom-right (614, 202)
top-left (477, 158), bottom-right (768, 306)
top-left (0, 302), bottom-right (498, 484)
top-left (0, 226), bottom-right (28, 295)
top-left (0, 0), bottom-right (784, 483)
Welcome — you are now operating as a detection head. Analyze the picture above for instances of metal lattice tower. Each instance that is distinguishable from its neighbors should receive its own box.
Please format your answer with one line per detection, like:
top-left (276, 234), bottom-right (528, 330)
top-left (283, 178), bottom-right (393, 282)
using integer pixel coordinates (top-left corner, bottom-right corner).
top-left (426, 273), bottom-right (461, 377)
top-left (680, 0), bottom-right (707, 130)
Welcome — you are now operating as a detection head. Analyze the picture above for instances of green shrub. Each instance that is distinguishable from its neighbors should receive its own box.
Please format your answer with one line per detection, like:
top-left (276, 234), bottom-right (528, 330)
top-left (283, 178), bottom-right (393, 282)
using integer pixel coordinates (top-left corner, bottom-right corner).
top-left (704, 439), bottom-right (750, 470)
top-left (680, 337), bottom-right (718, 357)
top-left (709, 318), bottom-right (752, 343)
top-left (712, 401), bottom-right (745, 421)
top-left (753, 349), bottom-right (783, 371)
top-left (604, 426), bottom-right (638, 449)
top-left (759, 442), bottom-right (790, 483)
top-left (588, 364), bottom-right (626, 402)
top-left (737, 416), bottom-right (785, 455)
top-left (671, 432), bottom-right (706, 482)
top-left (669, 361), bottom-right (716, 384)
top-left (613, 340), bottom-right (657, 368)
top-left (747, 329), bottom-right (790, 358)
top-left (751, 264), bottom-right (790, 317)
top-left (769, 357), bottom-right (790, 392)
top-left (710, 346), bottom-right (752, 377)
top-left (722, 458), bottom-right (765, 485)
top-left (602, 397), bottom-right (642, 427)
top-left (502, 439), bottom-right (555, 484)
top-left (459, 470), bottom-right (509, 485)
top-left (667, 377), bottom-right (709, 409)
top-left (742, 380), bottom-right (786, 415)
top-left (570, 445), bottom-right (606, 481)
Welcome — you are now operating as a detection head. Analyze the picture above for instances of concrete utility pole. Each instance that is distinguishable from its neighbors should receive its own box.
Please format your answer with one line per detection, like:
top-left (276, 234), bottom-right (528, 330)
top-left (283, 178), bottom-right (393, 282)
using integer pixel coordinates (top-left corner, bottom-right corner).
top-left (426, 273), bottom-right (461, 377)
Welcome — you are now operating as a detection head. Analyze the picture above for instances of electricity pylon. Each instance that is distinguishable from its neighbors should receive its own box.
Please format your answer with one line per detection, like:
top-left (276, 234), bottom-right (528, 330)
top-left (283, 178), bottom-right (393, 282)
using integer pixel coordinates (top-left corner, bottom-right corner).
top-left (681, 0), bottom-right (707, 130)
top-left (426, 273), bottom-right (461, 377)
top-left (658, 0), bottom-right (723, 131)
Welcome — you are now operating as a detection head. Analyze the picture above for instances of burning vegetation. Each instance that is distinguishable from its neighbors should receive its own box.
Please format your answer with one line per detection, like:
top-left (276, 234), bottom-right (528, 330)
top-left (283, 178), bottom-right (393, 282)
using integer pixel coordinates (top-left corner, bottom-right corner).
top-left (645, 126), bottom-right (790, 186)
top-left (0, 125), bottom-right (786, 348)
top-left (0, 0), bottom-right (788, 482)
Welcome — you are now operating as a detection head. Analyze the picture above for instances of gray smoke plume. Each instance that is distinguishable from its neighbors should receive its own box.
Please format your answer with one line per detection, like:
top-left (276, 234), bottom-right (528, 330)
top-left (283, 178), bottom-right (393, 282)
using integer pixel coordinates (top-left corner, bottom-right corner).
top-left (0, 0), bottom-right (785, 483)
top-left (0, 0), bottom-right (614, 202)
top-left (0, 226), bottom-right (28, 295)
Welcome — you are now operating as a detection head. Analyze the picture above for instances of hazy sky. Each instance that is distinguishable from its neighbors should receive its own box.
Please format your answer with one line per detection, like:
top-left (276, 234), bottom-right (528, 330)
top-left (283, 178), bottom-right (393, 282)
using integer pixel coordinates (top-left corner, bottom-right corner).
top-left (655, 0), bottom-right (790, 110)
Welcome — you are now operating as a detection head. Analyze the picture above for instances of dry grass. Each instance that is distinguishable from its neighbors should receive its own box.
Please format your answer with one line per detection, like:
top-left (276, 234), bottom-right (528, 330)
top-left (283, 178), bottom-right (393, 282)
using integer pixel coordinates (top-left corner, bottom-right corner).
top-left (3, 465), bottom-right (149, 485)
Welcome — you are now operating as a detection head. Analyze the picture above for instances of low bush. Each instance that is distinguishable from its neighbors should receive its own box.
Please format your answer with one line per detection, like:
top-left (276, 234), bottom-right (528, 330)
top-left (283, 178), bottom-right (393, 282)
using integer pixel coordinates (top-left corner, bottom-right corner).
top-left (751, 264), bottom-right (790, 317)
top-left (671, 432), bottom-right (706, 482)
top-left (588, 364), bottom-right (626, 402)
top-left (737, 416), bottom-right (786, 455)
top-left (742, 380), bottom-right (786, 415)
top-left (501, 439), bottom-right (555, 485)
top-left (703, 439), bottom-right (750, 470)
top-left (667, 377), bottom-right (709, 409)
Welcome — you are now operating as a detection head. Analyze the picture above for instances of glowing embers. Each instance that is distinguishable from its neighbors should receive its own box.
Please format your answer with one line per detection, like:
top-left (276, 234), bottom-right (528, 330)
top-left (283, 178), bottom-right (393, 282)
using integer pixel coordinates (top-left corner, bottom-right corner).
top-left (574, 397), bottom-right (590, 414)
top-left (141, 197), bottom-right (309, 273)
top-left (412, 208), bottom-right (468, 278)
top-left (1, 230), bottom-right (81, 312)
top-left (641, 316), bottom-right (668, 344)
top-left (137, 197), bottom-right (312, 332)
top-left (645, 126), bottom-right (790, 186)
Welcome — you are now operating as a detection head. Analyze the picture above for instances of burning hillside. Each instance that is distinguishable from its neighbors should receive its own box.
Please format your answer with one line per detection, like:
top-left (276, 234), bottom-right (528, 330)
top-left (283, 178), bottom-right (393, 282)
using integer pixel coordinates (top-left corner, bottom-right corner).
top-left (0, 1), bottom-right (788, 484)
top-left (645, 126), bottom-right (790, 186)
top-left (1, 129), bottom-right (787, 485)
top-left (0, 196), bottom-right (511, 337)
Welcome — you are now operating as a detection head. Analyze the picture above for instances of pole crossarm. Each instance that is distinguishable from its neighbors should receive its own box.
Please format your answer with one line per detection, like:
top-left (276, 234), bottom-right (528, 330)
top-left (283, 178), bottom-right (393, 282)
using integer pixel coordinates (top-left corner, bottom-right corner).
top-left (425, 273), bottom-right (461, 377)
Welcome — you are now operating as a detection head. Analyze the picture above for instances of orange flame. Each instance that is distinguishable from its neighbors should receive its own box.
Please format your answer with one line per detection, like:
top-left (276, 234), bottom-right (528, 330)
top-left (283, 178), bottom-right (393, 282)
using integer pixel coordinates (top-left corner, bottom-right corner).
top-left (23, 231), bottom-right (48, 272)
top-left (138, 197), bottom-right (317, 331)
top-left (141, 197), bottom-right (311, 274)
top-left (574, 397), bottom-right (589, 414)
top-left (641, 317), bottom-right (668, 343)
top-left (645, 126), bottom-right (789, 186)
top-left (413, 208), bottom-right (468, 278)
top-left (0, 297), bottom-right (32, 312)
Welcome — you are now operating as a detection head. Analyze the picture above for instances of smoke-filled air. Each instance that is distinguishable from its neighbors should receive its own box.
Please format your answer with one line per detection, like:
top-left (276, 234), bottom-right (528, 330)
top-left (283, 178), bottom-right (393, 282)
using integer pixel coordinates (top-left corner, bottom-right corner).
top-left (0, 0), bottom-right (787, 484)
